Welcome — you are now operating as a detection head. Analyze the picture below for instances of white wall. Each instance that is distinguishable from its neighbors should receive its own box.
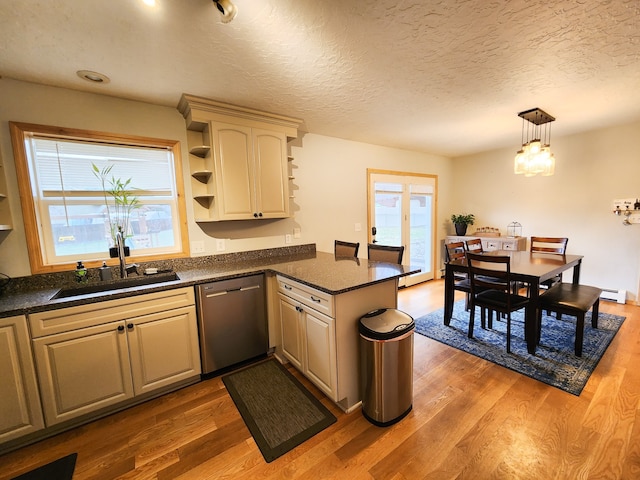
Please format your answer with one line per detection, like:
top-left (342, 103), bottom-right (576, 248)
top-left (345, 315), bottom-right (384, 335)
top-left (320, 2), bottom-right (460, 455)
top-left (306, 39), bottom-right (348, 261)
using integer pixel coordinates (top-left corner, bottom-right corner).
top-left (0, 79), bottom-right (452, 277)
top-left (291, 134), bottom-right (452, 256)
top-left (452, 120), bottom-right (640, 302)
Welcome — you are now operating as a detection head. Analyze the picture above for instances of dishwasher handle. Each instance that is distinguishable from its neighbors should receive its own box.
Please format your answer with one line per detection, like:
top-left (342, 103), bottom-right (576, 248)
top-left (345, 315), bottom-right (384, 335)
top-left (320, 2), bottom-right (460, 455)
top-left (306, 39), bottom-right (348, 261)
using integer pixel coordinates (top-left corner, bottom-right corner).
top-left (204, 284), bottom-right (261, 298)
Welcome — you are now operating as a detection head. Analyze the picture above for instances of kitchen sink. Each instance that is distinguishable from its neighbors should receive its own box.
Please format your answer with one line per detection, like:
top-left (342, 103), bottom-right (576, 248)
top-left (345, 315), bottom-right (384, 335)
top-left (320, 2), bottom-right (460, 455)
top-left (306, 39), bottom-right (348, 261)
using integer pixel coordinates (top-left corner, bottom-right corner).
top-left (51, 272), bottom-right (180, 300)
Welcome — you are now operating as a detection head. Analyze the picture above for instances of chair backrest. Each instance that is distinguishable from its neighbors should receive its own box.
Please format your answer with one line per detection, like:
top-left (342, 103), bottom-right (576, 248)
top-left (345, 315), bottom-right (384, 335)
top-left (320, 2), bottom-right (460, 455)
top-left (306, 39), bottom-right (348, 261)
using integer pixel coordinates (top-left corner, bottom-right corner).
top-left (466, 252), bottom-right (511, 294)
top-left (530, 237), bottom-right (568, 255)
top-left (334, 240), bottom-right (359, 257)
top-left (465, 238), bottom-right (484, 253)
top-left (367, 243), bottom-right (404, 264)
top-left (445, 241), bottom-right (466, 263)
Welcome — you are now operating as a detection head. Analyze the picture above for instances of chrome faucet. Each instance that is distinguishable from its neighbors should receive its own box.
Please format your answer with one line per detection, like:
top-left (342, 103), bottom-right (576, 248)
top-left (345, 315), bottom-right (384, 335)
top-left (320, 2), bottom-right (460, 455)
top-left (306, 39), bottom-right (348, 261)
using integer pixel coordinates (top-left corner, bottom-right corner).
top-left (115, 229), bottom-right (138, 278)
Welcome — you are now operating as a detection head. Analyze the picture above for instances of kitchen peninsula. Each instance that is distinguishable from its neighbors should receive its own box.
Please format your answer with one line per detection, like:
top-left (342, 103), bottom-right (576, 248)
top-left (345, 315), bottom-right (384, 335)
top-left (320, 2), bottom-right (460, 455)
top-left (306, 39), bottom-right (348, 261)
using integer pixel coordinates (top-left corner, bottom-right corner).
top-left (0, 244), bottom-right (419, 453)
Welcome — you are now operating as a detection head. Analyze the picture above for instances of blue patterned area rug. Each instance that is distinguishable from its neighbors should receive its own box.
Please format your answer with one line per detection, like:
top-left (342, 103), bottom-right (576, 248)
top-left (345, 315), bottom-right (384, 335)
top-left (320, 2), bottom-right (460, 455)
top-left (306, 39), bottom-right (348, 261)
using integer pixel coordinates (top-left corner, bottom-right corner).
top-left (415, 301), bottom-right (625, 395)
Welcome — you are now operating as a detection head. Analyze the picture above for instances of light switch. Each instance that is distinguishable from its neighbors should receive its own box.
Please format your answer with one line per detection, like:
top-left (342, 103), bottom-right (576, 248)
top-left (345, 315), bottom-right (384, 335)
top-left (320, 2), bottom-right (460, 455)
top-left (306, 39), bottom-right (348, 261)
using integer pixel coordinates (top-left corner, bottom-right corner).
top-left (216, 239), bottom-right (225, 251)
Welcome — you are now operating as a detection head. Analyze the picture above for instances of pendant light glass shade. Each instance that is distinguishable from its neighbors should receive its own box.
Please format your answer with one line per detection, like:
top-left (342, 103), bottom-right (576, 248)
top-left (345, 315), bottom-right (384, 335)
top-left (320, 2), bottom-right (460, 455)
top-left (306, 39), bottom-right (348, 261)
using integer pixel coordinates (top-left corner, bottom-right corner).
top-left (514, 108), bottom-right (556, 177)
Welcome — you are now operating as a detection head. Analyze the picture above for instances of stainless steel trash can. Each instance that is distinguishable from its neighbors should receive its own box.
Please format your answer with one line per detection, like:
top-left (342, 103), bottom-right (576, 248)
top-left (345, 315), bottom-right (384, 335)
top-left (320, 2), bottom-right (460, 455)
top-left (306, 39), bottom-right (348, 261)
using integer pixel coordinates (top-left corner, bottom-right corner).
top-left (359, 308), bottom-right (415, 426)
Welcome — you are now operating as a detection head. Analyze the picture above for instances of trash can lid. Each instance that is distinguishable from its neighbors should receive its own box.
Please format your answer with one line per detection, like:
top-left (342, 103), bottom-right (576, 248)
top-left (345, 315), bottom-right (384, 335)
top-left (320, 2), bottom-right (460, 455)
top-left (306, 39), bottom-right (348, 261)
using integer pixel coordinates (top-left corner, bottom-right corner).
top-left (359, 308), bottom-right (415, 340)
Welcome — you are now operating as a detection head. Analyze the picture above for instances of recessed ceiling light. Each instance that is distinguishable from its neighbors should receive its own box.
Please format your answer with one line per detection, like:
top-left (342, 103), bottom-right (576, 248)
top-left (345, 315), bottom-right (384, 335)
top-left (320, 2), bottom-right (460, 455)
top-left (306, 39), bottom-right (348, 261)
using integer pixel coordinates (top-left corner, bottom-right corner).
top-left (76, 70), bottom-right (110, 84)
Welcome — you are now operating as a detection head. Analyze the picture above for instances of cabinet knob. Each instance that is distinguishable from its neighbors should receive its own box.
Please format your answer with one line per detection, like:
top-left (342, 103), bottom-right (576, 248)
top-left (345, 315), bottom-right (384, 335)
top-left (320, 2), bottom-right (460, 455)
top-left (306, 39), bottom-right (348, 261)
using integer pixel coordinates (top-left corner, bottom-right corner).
top-left (253, 213), bottom-right (259, 218)
top-left (258, 212), bottom-right (263, 217)
top-left (117, 325), bottom-right (125, 332)
top-left (127, 323), bottom-right (134, 330)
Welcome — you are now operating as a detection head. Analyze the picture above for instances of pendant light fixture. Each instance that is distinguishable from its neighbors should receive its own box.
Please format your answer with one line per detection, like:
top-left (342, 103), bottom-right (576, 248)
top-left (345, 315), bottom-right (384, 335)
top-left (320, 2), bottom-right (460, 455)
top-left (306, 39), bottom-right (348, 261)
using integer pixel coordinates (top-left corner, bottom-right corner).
top-left (514, 108), bottom-right (556, 176)
top-left (213, 0), bottom-right (238, 23)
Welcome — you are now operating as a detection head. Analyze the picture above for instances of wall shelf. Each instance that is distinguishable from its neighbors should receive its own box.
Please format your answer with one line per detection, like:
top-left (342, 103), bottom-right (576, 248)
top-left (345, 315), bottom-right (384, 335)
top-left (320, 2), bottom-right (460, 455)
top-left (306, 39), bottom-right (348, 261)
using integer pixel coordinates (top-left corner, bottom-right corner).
top-left (189, 145), bottom-right (211, 158)
top-left (191, 170), bottom-right (213, 183)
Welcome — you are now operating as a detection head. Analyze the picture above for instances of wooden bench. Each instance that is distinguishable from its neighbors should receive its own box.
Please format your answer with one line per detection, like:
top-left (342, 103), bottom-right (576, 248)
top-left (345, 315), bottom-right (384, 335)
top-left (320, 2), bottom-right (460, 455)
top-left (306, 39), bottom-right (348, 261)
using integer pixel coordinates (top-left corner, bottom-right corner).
top-left (538, 283), bottom-right (602, 356)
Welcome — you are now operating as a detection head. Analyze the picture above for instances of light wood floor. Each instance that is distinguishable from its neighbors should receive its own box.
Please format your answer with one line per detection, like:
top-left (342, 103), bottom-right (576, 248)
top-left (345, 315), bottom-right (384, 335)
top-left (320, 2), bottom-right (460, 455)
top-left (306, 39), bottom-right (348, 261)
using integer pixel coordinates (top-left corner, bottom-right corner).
top-left (1, 280), bottom-right (639, 479)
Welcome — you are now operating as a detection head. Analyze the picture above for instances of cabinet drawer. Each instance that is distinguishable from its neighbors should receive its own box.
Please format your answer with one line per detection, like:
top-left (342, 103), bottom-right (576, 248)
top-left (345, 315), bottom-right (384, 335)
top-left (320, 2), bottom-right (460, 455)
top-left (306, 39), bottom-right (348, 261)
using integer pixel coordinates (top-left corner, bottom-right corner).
top-left (29, 287), bottom-right (195, 338)
top-left (501, 240), bottom-right (518, 250)
top-left (276, 276), bottom-right (334, 318)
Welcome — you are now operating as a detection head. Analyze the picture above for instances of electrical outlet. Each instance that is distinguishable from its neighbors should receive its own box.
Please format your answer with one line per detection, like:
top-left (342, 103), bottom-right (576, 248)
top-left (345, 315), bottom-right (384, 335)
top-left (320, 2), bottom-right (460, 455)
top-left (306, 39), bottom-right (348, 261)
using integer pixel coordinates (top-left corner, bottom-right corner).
top-left (293, 228), bottom-right (301, 238)
top-left (191, 241), bottom-right (205, 254)
top-left (216, 239), bottom-right (225, 251)
top-left (285, 234), bottom-right (292, 244)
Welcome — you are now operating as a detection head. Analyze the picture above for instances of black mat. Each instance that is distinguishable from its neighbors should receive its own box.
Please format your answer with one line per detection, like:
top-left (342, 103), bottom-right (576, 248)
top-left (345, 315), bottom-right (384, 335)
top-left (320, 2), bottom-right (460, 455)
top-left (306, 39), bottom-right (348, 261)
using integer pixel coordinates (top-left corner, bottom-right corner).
top-left (11, 453), bottom-right (77, 480)
top-left (222, 359), bottom-right (337, 462)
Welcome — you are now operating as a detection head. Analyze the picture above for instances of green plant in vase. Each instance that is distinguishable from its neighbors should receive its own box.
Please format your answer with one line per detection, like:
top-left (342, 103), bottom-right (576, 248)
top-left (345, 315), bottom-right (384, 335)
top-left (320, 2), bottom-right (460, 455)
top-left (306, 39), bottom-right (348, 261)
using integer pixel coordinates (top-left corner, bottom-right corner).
top-left (450, 213), bottom-right (475, 236)
top-left (92, 163), bottom-right (140, 256)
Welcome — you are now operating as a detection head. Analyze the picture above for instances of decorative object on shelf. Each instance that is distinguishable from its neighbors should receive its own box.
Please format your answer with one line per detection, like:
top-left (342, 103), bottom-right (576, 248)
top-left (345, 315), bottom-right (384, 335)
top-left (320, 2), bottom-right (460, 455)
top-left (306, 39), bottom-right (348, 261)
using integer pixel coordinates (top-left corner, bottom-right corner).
top-left (612, 198), bottom-right (640, 225)
top-left (507, 221), bottom-right (522, 238)
top-left (450, 213), bottom-right (475, 236)
top-left (213, 0), bottom-right (237, 23)
top-left (473, 227), bottom-right (501, 236)
top-left (514, 108), bottom-right (556, 177)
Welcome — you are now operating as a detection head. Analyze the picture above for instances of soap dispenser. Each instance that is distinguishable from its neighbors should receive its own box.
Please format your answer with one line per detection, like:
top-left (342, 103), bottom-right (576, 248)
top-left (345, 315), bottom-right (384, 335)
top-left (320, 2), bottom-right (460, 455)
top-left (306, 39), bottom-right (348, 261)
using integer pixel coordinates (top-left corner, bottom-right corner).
top-left (99, 261), bottom-right (112, 281)
top-left (75, 261), bottom-right (88, 283)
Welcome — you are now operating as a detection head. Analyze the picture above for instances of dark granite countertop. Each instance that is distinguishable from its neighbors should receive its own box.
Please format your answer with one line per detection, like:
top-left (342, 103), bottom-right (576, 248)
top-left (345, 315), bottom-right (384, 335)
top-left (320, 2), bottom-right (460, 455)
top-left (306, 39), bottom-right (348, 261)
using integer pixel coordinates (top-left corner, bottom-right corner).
top-left (0, 245), bottom-right (419, 318)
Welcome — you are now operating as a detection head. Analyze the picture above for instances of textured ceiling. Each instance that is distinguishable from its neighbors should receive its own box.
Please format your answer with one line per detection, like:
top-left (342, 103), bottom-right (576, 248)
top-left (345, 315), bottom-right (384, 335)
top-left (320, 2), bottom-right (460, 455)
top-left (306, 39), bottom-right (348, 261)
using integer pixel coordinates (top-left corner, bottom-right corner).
top-left (1, 0), bottom-right (639, 156)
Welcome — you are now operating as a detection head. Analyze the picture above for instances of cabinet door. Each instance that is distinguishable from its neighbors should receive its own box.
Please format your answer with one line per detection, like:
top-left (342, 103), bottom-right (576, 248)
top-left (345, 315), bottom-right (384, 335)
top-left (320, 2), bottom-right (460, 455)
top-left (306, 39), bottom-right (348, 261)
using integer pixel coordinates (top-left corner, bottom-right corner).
top-left (33, 321), bottom-right (134, 426)
top-left (0, 316), bottom-right (44, 443)
top-left (278, 293), bottom-right (304, 370)
top-left (253, 128), bottom-right (289, 218)
top-left (302, 308), bottom-right (337, 401)
top-left (128, 306), bottom-right (201, 395)
top-left (212, 122), bottom-right (255, 219)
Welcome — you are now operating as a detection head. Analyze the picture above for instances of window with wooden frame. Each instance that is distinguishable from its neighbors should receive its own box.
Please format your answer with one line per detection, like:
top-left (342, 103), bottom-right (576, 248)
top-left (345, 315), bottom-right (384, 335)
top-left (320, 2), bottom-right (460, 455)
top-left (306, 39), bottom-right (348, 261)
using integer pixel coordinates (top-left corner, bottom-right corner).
top-left (9, 122), bottom-right (189, 274)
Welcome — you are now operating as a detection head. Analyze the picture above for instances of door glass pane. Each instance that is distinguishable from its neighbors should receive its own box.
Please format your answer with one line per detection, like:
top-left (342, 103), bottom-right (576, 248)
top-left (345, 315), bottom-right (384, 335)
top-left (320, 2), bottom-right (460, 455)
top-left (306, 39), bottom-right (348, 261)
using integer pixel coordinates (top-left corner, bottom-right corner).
top-left (409, 190), bottom-right (432, 275)
top-left (374, 184), bottom-right (402, 246)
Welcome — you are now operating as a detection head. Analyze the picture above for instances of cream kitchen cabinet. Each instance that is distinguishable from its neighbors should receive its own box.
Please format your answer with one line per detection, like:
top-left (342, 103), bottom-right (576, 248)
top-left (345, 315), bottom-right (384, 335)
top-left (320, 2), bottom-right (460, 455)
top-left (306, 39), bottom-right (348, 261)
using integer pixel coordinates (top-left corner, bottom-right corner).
top-left (276, 275), bottom-right (397, 412)
top-left (0, 315), bottom-right (44, 444)
top-left (211, 121), bottom-right (289, 220)
top-left (178, 94), bottom-right (302, 222)
top-left (30, 287), bottom-right (201, 426)
top-left (278, 290), bottom-right (337, 400)
top-left (0, 158), bottom-right (13, 230)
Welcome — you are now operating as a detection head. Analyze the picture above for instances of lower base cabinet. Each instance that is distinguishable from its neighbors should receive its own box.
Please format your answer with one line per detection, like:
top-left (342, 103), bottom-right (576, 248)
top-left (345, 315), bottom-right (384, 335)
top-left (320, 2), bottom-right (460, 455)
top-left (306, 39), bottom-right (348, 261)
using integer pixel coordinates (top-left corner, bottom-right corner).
top-left (276, 275), bottom-right (398, 412)
top-left (278, 292), bottom-right (337, 400)
top-left (0, 315), bottom-right (44, 444)
top-left (30, 287), bottom-right (201, 427)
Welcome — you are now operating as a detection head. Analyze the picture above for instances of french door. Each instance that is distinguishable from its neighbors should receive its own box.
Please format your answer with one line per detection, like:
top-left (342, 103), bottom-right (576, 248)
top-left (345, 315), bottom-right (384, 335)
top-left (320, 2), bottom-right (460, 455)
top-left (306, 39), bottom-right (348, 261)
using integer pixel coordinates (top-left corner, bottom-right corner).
top-left (367, 170), bottom-right (437, 287)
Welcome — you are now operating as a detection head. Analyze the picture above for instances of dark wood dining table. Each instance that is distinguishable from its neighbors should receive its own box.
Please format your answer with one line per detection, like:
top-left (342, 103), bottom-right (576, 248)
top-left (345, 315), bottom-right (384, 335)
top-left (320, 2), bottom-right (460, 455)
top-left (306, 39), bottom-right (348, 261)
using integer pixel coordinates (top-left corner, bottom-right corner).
top-left (444, 250), bottom-right (584, 354)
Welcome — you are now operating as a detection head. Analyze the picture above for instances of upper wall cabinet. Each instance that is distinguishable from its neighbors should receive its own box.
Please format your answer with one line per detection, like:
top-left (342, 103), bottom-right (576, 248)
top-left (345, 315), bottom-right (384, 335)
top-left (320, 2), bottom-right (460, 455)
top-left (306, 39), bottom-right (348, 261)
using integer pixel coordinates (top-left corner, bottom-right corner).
top-left (0, 155), bottom-right (13, 231)
top-left (178, 94), bottom-right (302, 222)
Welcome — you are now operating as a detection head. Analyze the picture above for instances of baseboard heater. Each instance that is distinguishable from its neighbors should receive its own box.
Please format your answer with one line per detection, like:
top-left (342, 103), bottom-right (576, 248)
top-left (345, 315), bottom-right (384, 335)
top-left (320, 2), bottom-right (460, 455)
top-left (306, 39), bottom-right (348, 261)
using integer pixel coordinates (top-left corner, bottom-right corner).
top-left (600, 288), bottom-right (626, 304)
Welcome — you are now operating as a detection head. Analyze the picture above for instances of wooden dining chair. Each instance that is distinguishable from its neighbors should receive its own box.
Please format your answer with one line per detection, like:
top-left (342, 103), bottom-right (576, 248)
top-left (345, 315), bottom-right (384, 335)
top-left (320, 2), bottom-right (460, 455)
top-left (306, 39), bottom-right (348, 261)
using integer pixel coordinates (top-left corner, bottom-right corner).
top-left (466, 252), bottom-right (531, 353)
top-left (465, 238), bottom-right (484, 253)
top-left (367, 243), bottom-right (404, 264)
top-left (530, 236), bottom-right (569, 292)
top-left (334, 240), bottom-right (359, 257)
top-left (445, 242), bottom-right (473, 310)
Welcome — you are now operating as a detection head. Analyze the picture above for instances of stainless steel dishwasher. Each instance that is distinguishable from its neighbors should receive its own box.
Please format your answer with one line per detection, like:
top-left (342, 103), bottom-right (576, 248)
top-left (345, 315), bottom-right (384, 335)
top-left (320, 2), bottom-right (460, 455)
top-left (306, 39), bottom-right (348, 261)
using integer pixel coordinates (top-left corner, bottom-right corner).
top-left (196, 274), bottom-right (268, 374)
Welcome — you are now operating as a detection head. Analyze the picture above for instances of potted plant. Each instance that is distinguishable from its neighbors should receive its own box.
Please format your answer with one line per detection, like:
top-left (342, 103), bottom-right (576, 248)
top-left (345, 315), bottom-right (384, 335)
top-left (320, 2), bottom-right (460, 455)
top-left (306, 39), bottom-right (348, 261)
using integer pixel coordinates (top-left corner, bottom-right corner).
top-left (450, 213), bottom-right (475, 236)
top-left (92, 163), bottom-right (141, 257)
